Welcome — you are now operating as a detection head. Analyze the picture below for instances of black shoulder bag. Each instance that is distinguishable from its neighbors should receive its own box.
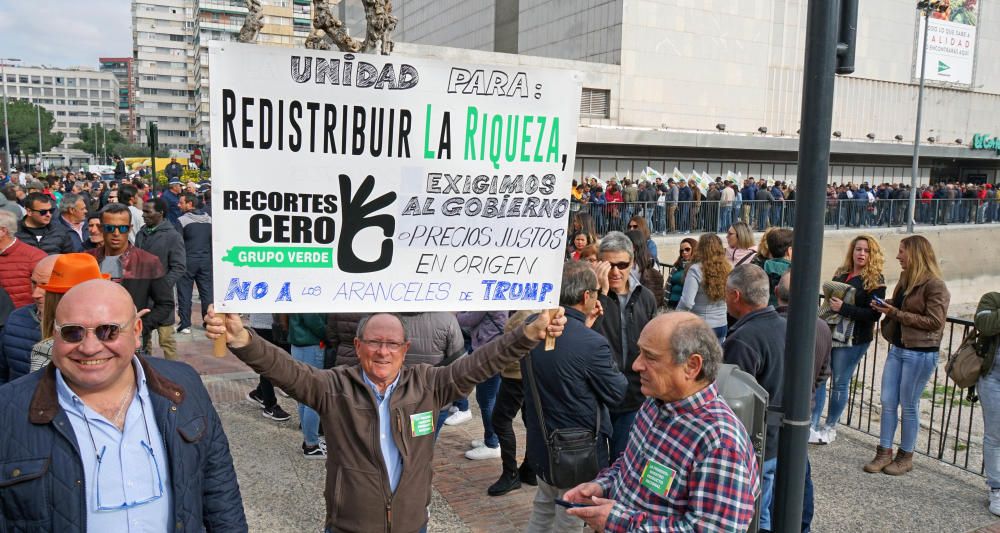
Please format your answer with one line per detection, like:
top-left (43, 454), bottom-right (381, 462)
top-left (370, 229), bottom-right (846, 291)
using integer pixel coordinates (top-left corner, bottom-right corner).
top-left (524, 352), bottom-right (601, 489)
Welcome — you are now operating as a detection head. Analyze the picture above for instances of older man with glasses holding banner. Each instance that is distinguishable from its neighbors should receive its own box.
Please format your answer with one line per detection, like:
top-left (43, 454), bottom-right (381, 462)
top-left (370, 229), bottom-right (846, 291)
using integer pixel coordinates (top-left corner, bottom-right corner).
top-left (0, 279), bottom-right (247, 532)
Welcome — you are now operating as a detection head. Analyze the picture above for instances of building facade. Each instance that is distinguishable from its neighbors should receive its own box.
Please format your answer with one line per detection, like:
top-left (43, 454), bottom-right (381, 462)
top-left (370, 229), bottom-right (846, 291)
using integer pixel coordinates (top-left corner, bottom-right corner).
top-left (1, 64), bottom-right (120, 168)
top-left (393, 0), bottom-right (1000, 185)
top-left (99, 57), bottom-right (135, 142)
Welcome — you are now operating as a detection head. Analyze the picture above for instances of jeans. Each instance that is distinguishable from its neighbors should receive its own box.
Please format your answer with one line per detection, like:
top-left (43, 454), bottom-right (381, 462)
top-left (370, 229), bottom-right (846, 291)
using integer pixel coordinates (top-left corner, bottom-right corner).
top-left (476, 374), bottom-right (502, 448)
top-left (176, 258), bottom-right (213, 330)
top-left (879, 346), bottom-right (939, 452)
top-left (979, 366), bottom-right (1000, 489)
top-left (524, 479), bottom-right (585, 533)
top-left (609, 409), bottom-right (638, 461)
top-left (291, 344), bottom-right (324, 446)
top-left (802, 458), bottom-right (814, 533)
top-left (812, 342), bottom-right (870, 430)
top-left (492, 377), bottom-right (527, 476)
top-left (759, 457), bottom-right (778, 531)
top-left (720, 206), bottom-right (733, 232)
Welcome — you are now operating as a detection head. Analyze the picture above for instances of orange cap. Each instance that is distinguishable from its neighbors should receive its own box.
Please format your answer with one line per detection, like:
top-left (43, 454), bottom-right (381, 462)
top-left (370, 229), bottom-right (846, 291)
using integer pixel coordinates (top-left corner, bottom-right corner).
top-left (39, 253), bottom-right (111, 294)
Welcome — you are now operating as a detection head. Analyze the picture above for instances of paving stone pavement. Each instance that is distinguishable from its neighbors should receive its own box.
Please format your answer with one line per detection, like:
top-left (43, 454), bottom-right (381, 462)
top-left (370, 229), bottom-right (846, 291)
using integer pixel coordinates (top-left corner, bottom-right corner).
top-left (174, 323), bottom-right (1000, 532)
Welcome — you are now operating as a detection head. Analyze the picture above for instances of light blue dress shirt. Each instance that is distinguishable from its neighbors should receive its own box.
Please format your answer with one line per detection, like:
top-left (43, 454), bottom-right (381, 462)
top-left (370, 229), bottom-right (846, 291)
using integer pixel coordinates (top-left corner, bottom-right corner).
top-left (56, 356), bottom-right (171, 532)
top-left (362, 371), bottom-right (403, 493)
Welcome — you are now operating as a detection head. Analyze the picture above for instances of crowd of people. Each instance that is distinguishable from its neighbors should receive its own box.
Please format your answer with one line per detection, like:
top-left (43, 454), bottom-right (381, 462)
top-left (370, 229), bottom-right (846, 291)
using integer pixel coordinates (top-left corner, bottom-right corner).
top-left (570, 173), bottom-right (1000, 236)
top-left (0, 160), bottom-right (996, 533)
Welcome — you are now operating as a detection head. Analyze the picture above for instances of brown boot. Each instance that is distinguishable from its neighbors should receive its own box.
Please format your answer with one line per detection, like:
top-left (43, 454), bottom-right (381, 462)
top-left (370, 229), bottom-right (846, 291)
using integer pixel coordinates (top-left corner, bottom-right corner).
top-left (882, 450), bottom-right (914, 476)
top-left (863, 446), bottom-right (894, 473)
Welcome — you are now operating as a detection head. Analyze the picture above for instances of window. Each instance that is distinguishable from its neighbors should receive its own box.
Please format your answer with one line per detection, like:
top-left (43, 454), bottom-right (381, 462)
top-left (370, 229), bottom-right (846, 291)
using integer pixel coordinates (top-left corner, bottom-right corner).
top-left (42, 76), bottom-right (52, 85)
top-left (55, 76), bottom-right (64, 85)
top-left (18, 75), bottom-right (28, 83)
top-left (580, 88), bottom-right (610, 118)
top-left (56, 111), bottom-right (65, 116)
top-left (30, 76), bottom-right (40, 84)
top-left (170, 34), bottom-right (185, 42)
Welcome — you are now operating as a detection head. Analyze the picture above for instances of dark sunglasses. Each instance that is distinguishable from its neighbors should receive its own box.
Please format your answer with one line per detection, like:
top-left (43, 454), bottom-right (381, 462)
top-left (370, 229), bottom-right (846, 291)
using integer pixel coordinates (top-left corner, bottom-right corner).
top-left (628, 224), bottom-right (639, 229)
top-left (31, 208), bottom-right (54, 215)
top-left (54, 321), bottom-right (130, 343)
top-left (608, 261), bottom-right (631, 270)
top-left (103, 224), bottom-right (130, 234)
top-left (680, 247), bottom-right (692, 253)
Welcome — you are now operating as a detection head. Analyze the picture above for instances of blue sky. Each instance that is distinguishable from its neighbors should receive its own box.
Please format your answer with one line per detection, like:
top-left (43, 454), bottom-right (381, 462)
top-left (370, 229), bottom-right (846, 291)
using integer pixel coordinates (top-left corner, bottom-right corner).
top-left (0, 0), bottom-right (132, 68)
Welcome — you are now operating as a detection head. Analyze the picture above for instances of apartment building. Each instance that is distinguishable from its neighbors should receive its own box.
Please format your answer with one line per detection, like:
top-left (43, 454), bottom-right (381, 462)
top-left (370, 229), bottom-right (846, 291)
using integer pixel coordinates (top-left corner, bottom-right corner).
top-left (1, 64), bottom-right (119, 168)
top-left (99, 57), bottom-right (136, 142)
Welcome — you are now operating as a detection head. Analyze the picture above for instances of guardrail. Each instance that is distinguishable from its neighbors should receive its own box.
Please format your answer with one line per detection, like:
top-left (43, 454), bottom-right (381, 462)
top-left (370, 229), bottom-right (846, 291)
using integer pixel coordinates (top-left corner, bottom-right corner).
top-left (572, 198), bottom-right (1000, 236)
top-left (843, 317), bottom-right (984, 476)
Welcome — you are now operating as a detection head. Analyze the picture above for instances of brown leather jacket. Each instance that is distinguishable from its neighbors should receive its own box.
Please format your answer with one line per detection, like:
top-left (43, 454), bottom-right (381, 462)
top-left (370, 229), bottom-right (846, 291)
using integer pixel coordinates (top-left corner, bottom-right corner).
top-left (230, 325), bottom-right (541, 533)
top-left (881, 277), bottom-right (951, 349)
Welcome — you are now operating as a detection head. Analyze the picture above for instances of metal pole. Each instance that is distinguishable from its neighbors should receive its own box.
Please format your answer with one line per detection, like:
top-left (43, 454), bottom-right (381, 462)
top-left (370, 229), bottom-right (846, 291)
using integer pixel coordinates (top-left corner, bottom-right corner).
top-left (36, 104), bottom-right (42, 171)
top-left (92, 117), bottom-right (98, 164)
top-left (2, 61), bottom-right (10, 175)
top-left (102, 116), bottom-right (107, 164)
top-left (773, 0), bottom-right (840, 530)
top-left (908, 8), bottom-right (931, 233)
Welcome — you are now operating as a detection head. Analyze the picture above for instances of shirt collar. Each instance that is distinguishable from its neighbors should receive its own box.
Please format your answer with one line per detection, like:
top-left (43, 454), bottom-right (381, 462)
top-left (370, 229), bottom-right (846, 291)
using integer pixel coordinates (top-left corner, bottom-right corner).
top-left (361, 370), bottom-right (401, 402)
top-left (656, 382), bottom-right (718, 417)
top-left (55, 355), bottom-right (149, 411)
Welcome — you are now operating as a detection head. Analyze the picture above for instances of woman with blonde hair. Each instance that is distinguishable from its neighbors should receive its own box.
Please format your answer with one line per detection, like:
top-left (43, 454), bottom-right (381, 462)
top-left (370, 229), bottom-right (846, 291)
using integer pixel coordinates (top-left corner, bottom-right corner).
top-left (725, 221), bottom-right (757, 266)
top-left (677, 233), bottom-right (732, 341)
top-left (810, 234), bottom-right (887, 444)
top-left (866, 235), bottom-right (950, 475)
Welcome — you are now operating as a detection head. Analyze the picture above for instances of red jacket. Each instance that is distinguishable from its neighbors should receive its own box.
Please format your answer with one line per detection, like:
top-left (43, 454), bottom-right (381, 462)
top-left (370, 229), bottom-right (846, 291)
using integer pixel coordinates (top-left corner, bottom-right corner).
top-left (0, 238), bottom-right (47, 308)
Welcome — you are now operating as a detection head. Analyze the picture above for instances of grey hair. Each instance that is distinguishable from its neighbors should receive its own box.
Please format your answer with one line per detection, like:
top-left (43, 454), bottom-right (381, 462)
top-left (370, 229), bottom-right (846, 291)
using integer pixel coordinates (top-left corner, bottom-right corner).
top-left (60, 193), bottom-right (82, 215)
top-left (669, 315), bottom-right (723, 382)
top-left (356, 313), bottom-right (409, 341)
top-left (0, 210), bottom-right (16, 234)
top-left (559, 260), bottom-right (598, 306)
top-left (598, 231), bottom-right (633, 261)
top-left (727, 264), bottom-right (771, 308)
top-left (775, 271), bottom-right (792, 305)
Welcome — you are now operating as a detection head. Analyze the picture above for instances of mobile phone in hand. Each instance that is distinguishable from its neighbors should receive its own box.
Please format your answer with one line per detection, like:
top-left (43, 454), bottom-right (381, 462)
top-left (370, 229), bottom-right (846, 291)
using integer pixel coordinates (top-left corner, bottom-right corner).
top-left (555, 498), bottom-right (593, 509)
top-left (872, 296), bottom-right (888, 307)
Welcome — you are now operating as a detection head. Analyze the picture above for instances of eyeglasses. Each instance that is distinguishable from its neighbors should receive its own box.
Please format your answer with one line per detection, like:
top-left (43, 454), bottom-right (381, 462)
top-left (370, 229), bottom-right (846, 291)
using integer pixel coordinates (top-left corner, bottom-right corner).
top-left (608, 261), bottom-right (631, 271)
top-left (680, 247), bottom-right (692, 253)
top-left (103, 224), bottom-right (130, 234)
top-left (30, 208), bottom-right (54, 216)
top-left (359, 338), bottom-right (406, 352)
top-left (628, 224), bottom-right (639, 229)
top-left (83, 396), bottom-right (164, 511)
top-left (55, 318), bottom-right (134, 343)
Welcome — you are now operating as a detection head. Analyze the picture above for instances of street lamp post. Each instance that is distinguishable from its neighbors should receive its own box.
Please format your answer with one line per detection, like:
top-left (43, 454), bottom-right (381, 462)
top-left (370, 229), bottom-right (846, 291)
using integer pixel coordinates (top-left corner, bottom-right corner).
top-left (36, 104), bottom-right (42, 171)
top-left (1, 57), bottom-right (22, 175)
top-left (909, 1), bottom-right (948, 233)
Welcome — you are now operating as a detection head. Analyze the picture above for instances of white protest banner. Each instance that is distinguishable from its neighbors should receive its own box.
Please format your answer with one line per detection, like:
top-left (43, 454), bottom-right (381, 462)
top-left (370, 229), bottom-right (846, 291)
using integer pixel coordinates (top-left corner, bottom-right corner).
top-left (209, 43), bottom-right (581, 312)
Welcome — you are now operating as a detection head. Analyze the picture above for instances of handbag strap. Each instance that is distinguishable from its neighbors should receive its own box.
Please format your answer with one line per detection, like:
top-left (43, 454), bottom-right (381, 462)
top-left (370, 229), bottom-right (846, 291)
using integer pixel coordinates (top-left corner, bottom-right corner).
top-left (524, 350), bottom-right (601, 440)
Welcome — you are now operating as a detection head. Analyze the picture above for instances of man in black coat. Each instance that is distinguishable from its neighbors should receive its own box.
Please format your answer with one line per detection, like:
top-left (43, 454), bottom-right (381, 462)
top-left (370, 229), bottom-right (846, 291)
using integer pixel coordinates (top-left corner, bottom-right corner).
top-left (522, 261), bottom-right (627, 532)
top-left (15, 192), bottom-right (79, 254)
top-left (723, 264), bottom-right (786, 532)
top-left (592, 231), bottom-right (657, 461)
top-left (176, 192), bottom-right (212, 334)
top-left (136, 198), bottom-right (185, 360)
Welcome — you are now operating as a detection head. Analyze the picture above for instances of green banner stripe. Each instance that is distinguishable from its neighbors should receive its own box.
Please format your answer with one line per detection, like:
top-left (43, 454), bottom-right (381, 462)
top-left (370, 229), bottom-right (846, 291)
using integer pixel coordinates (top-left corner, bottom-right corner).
top-left (222, 246), bottom-right (334, 268)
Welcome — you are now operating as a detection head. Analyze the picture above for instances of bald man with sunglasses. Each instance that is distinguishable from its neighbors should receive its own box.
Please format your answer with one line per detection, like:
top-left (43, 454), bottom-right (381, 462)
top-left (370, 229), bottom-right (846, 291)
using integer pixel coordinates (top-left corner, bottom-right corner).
top-left (0, 279), bottom-right (247, 532)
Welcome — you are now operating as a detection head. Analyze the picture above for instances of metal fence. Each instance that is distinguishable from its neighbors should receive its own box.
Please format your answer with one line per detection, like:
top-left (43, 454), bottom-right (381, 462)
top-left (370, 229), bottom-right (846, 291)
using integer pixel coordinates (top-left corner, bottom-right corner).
top-left (843, 316), bottom-right (984, 476)
top-left (574, 198), bottom-right (1000, 235)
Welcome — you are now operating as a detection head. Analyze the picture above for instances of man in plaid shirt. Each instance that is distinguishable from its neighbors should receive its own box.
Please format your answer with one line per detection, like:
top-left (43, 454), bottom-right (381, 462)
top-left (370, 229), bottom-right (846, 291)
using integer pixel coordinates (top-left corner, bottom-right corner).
top-left (565, 312), bottom-right (759, 532)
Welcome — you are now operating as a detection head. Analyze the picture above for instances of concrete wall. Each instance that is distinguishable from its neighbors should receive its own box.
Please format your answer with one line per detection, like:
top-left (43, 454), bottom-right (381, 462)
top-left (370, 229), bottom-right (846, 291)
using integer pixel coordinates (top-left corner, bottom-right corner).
top-left (651, 225), bottom-right (998, 311)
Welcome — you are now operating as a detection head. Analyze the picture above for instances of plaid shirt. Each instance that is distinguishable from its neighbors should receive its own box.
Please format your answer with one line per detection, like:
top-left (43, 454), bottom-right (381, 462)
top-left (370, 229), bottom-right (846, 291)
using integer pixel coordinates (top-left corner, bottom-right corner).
top-left (595, 383), bottom-right (759, 532)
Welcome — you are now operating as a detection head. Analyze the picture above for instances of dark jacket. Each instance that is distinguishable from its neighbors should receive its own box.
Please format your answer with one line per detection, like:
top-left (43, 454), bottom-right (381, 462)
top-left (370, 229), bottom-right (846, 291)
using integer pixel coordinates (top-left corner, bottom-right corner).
top-left (0, 357), bottom-right (247, 532)
top-left (178, 209), bottom-right (213, 261)
top-left (594, 284), bottom-right (658, 413)
top-left (976, 292), bottom-right (1000, 375)
top-left (56, 216), bottom-right (85, 252)
top-left (288, 313), bottom-right (328, 347)
top-left (230, 324), bottom-right (542, 532)
top-left (161, 189), bottom-right (183, 228)
top-left (325, 313), bottom-right (368, 366)
top-left (723, 306), bottom-right (786, 459)
top-left (776, 306), bottom-right (831, 408)
top-left (832, 272), bottom-right (886, 345)
top-left (456, 311), bottom-right (507, 351)
top-left (86, 245), bottom-right (174, 330)
top-left (881, 277), bottom-right (951, 349)
top-left (521, 308), bottom-right (627, 485)
top-left (0, 304), bottom-right (40, 384)
top-left (15, 219), bottom-right (79, 254)
top-left (136, 220), bottom-right (187, 287)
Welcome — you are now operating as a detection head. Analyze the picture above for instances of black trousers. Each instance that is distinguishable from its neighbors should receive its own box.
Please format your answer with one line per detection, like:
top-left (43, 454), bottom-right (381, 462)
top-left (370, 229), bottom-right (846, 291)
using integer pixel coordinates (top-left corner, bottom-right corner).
top-left (251, 327), bottom-right (289, 408)
top-left (492, 376), bottom-right (529, 476)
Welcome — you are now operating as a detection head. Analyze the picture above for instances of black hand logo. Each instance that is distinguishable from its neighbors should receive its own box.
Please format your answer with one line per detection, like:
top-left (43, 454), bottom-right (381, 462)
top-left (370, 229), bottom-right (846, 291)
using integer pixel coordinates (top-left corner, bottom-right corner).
top-left (338, 174), bottom-right (396, 273)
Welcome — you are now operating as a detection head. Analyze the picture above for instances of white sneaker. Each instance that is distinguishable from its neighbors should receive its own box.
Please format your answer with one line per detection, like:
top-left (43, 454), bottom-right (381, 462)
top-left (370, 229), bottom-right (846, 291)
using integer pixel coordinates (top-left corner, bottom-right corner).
top-left (465, 445), bottom-right (501, 460)
top-left (808, 427), bottom-right (825, 445)
top-left (990, 489), bottom-right (1000, 516)
top-left (448, 405), bottom-right (459, 415)
top-left (469, 439), bottom-right (485, 449)
top-left (822, 427), bottom-right (837, 444)
top-left (444, 409), bottom-right (472, 426)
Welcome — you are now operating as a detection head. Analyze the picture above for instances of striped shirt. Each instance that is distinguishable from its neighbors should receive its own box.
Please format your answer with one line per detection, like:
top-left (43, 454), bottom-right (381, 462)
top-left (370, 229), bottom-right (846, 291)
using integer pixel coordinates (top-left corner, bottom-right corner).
top-left (595, 383), bottom-right (759, 532)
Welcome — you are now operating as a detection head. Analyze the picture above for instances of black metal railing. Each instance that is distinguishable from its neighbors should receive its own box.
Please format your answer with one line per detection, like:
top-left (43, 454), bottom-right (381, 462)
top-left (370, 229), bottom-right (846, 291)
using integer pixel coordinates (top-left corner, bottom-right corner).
top-left (843, 316), bottom-right (984, 476)
top-left (572, 198), bottom-right (1000, 236)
